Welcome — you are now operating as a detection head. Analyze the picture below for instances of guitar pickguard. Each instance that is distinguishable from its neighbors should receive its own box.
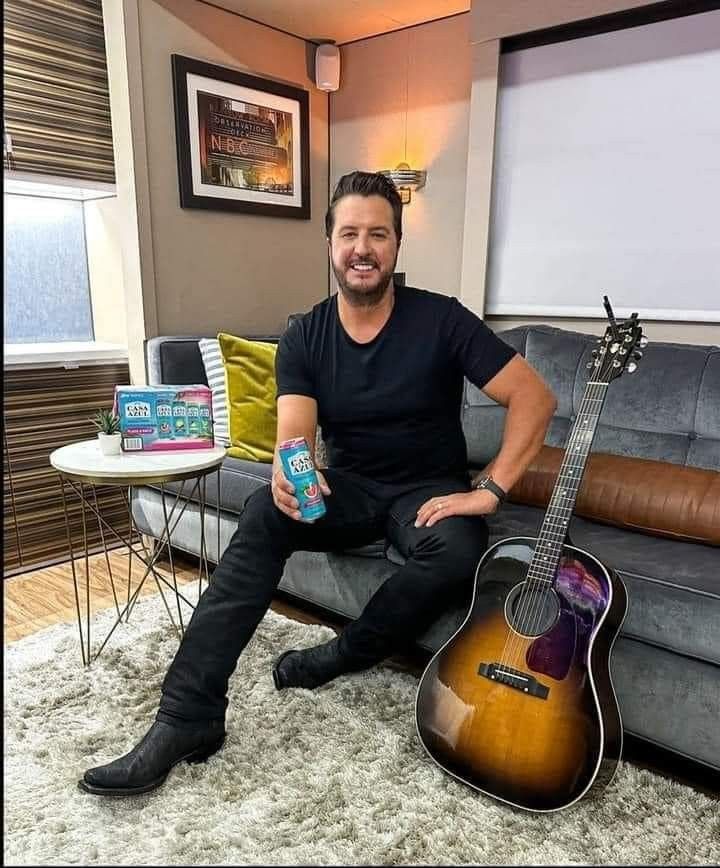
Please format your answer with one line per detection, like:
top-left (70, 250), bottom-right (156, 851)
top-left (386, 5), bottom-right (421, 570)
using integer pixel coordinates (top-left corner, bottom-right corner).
top-left (526, 556), bottom-right (611, 681)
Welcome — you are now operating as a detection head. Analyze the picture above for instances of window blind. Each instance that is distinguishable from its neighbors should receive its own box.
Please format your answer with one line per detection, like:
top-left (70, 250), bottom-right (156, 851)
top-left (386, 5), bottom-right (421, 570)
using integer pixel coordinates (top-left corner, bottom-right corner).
top-left (486, 10), bottom-right (720, 322)
top-left (3, 0), bottom-right (115, 183)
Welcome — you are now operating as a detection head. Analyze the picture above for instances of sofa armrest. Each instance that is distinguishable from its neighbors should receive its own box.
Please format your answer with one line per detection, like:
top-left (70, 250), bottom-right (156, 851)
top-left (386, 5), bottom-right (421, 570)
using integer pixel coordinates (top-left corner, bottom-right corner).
top-left (144, 336), bottom-right (213, 386)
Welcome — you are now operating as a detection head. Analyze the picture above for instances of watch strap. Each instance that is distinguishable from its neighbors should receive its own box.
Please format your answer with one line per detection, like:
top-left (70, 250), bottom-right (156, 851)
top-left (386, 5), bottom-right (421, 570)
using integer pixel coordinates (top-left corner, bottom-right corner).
top-left (474, 474), bottom-right (507, 503)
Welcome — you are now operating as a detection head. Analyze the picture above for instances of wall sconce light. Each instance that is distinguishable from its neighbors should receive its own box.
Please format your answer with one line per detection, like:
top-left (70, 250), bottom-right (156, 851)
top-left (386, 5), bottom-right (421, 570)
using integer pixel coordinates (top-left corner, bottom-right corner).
top-left (379, 34), bottom-right (427, 205)
top-left (380, 162), bottom-right (427, 204)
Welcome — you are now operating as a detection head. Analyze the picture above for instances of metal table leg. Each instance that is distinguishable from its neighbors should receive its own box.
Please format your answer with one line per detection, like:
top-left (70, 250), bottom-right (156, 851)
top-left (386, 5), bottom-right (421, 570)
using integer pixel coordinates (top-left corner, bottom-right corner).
top-left (58, 471), bottom-right (216, 665)
top-left (59, 478), bottom-right (86, 667)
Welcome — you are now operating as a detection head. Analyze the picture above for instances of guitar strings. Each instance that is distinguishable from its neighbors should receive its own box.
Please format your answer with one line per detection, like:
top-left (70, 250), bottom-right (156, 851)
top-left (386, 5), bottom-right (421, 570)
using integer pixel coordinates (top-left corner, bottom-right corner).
top-left (524, 379), bottom-right (608, 643)
top-left (495, 375), bottom-right (609, 678)
top-left (508, 376), bottom-right (608, 671)
top-left (495, 378), bottom-right (598, 677)
top-left (501, 378), bottom-right (606, 671)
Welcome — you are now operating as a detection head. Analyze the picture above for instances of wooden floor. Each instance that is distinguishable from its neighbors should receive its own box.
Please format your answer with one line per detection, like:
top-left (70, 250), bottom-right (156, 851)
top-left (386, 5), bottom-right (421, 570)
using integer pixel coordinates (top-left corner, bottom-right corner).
top-left (3, 546), bottom-right (343, 644)
top-left (5, 546), bottom-right (193, 642)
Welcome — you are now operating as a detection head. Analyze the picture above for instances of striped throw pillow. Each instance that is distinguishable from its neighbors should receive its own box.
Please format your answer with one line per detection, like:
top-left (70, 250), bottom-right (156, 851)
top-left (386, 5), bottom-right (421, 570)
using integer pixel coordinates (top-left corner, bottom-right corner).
top-left (198, 338), bottom-right (231, 447)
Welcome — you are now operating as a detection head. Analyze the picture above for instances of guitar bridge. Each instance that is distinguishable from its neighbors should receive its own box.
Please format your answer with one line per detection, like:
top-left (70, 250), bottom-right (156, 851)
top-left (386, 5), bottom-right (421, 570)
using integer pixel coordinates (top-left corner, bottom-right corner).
top-left (478, 662), bottom-right (549, 700)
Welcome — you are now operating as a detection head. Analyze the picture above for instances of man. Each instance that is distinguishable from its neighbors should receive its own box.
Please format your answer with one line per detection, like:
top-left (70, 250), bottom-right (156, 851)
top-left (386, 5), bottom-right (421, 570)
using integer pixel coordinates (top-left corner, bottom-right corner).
top-left (80, 171), bottom-right (557, 797)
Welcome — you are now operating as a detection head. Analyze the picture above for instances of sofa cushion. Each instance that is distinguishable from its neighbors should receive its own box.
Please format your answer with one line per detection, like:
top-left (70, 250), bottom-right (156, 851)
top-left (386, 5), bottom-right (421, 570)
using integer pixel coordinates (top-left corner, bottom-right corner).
top-left (462, 326), bottom-right (720, 472)
top-left (691, 351), bottom-right (720, 469)
top-left (145, 336), bottom-right (210, 386)
top-left (510, 445), bottom-right (720, 545)
top-left (145, 456), bottom-right (272, 515)
top-left (144, 334), bottom-right (281, 387)
top-left (144, 457), bottom-right (387, 560)
top-left (149, 457), bottom-right (718, 666)
top-left (198, 338), bottom-right (231, 447)
top-left (218, 333), bottom-right (278, 463)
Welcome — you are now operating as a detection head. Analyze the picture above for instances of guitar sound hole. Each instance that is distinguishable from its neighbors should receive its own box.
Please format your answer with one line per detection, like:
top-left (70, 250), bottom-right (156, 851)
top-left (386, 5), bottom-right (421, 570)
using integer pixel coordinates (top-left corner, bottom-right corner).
top-left (504, 582), bottom-right (560, 637)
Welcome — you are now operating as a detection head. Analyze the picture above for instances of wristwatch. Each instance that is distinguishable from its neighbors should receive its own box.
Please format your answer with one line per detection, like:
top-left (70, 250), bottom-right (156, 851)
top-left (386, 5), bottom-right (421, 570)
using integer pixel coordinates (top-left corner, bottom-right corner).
top-left (473, 474), bottom-right (507, 504)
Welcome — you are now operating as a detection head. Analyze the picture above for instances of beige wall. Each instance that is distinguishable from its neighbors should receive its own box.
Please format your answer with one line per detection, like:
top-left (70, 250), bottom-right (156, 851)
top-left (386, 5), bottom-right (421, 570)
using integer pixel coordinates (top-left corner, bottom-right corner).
top-left (138, 0), bottom-right (329, 338)
top-left (331, 14), bottom-right (471, 297)
top-left (103, 0), bottom-right (330, 382)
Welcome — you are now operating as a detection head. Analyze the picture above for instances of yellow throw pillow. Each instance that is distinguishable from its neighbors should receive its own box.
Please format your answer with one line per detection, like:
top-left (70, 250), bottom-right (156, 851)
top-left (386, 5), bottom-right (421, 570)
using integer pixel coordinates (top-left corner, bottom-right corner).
top-left (217, 332), bottom-right (278, 463)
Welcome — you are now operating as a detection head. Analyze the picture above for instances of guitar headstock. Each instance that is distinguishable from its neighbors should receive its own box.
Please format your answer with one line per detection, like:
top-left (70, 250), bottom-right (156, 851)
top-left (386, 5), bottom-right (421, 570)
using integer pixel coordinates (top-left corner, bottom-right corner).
top-left (587, 296), bottom-right (647, 383)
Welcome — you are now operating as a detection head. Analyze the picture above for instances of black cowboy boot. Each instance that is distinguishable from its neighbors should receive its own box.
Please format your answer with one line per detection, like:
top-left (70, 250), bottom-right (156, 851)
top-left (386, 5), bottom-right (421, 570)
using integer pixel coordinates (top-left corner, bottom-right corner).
top-left (79, 718), bottom-right (225, 796)
top-left (272, 635), bottom-right (371, 690)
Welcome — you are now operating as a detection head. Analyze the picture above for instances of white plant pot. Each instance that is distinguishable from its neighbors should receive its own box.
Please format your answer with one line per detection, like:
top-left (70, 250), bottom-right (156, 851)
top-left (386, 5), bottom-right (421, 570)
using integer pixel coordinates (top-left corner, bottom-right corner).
top-left (98, 432), bottom-right (122, 456)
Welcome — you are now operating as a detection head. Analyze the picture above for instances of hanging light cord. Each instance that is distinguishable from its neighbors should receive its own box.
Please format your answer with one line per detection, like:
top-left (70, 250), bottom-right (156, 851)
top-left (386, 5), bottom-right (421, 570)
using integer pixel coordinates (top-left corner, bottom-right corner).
top-left (404, 31), bottom-right (410, 165)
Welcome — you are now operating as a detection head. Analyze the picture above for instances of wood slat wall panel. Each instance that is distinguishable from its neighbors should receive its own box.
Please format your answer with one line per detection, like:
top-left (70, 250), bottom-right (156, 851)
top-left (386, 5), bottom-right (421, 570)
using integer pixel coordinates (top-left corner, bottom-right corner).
top-left (4, 362), bottom-right (133, 577)
top-left (3, 0), bottom-right (115, 183)
top-left (3, 428), bottom-right (24, 572)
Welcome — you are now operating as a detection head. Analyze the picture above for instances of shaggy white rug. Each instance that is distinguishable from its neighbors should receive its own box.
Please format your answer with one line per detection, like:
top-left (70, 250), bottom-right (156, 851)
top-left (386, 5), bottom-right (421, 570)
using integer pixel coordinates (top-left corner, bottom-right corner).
top-left (4, 581), bottom-right (719, 866)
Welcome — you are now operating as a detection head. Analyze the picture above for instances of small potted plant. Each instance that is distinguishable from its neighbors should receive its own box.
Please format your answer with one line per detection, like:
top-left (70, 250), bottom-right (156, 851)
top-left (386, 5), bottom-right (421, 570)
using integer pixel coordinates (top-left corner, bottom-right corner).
top-left (91, 407), bottom-right (122, 456)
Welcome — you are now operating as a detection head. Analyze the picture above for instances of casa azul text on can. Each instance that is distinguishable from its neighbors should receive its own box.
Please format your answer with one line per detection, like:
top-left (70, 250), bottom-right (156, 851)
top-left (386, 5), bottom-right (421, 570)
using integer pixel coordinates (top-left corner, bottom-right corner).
top-left (278, 437), bottom-right (326, 522)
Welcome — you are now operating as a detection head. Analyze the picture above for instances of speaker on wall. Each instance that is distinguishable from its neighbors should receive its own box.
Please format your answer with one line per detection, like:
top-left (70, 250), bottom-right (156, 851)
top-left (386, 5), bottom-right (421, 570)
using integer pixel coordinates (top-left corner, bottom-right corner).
top-left (315, 43), bottom-right (340, 92)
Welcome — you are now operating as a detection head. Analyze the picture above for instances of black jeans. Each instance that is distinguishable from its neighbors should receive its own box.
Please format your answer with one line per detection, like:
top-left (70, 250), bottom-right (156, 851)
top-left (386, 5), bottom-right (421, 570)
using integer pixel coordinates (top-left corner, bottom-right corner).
top-left (157, 468), bottom-right (489, 724)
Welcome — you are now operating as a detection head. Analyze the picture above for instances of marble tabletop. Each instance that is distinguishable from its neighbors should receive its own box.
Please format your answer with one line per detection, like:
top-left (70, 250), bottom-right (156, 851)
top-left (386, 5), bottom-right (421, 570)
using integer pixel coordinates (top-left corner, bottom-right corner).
top-left (49, 439), bottom-right (227, 481)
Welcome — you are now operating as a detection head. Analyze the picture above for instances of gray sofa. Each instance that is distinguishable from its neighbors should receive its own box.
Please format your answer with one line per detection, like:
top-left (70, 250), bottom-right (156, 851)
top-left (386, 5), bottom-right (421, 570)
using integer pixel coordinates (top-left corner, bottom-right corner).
top-left (133, 324), bottom-right (720, 773)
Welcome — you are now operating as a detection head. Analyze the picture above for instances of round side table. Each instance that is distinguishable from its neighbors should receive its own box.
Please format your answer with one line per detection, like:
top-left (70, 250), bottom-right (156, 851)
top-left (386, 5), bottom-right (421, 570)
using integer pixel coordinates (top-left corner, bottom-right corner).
top-left (50, 440), bottom-right (226, 666)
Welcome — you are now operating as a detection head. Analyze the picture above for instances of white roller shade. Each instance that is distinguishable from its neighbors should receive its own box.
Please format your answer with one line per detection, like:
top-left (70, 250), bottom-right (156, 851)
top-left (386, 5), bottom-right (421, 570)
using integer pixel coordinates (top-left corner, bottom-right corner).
top-left (486, 10), bottom-right (720, 322)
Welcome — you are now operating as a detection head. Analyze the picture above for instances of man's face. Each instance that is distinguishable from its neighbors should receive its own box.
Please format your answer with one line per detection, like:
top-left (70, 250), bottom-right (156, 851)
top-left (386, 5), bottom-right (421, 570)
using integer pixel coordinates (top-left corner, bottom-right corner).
top-left (328, 194), bottom-right (399, 307)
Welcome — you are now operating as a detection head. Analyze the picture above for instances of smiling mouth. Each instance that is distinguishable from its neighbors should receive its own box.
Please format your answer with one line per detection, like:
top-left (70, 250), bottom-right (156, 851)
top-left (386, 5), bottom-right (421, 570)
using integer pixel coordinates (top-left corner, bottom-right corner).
top-left (349, 262), bottom-right (376, 273)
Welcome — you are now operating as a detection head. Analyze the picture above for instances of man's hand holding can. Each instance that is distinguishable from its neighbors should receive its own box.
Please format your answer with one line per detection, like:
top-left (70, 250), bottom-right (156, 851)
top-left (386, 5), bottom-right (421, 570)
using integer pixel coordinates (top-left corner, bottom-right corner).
top-left (273, 437), bottom-right (331, 522)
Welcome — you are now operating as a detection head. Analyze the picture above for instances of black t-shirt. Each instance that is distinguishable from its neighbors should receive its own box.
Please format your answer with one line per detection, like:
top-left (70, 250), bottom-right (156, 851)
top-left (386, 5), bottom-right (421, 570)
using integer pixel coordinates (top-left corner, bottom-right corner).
top-left (275, 285), bottom-right (516, 485)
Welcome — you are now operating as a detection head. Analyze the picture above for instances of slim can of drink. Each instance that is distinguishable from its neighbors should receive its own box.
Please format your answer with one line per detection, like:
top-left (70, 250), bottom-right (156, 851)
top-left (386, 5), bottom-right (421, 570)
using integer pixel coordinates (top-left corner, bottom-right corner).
top-left (157, 397), bottom-right (173, 439)
top-left (172, 399), bottom-right (187, 437)
top-left (278, 437), bottom-right (327, 522)
top-left (186, 402), bottom-right (200, 436)
top-left (199, 403), bottom-right (212, 437)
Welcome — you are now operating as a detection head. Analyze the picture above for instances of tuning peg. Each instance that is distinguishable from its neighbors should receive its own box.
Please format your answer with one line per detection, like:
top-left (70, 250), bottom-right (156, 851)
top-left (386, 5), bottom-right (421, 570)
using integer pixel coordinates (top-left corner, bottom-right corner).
top-left (639, 336), bottom-right (648, 348)
top-left (627, 361), bottom-right (638, 373)
top-left (591, 349), bottom-right (599, 357)
top-left (632, 350), bottom-right (643, 361)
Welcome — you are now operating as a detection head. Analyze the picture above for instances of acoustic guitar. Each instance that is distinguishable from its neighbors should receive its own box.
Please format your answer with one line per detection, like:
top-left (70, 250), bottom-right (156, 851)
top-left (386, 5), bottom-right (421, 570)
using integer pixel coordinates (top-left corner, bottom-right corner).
top-left (415, 298), bottom-right (647, 812)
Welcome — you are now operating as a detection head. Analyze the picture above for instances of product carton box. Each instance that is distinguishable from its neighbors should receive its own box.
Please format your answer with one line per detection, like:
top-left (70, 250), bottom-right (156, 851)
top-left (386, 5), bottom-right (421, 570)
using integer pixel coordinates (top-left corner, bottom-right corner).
top-left (114, 385), bottom-right (214, 452)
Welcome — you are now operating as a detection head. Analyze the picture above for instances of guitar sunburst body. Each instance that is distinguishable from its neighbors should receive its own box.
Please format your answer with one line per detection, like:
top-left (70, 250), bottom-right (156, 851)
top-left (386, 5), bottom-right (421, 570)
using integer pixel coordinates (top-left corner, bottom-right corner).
top-left (415, 538), bottom-right (627, 812)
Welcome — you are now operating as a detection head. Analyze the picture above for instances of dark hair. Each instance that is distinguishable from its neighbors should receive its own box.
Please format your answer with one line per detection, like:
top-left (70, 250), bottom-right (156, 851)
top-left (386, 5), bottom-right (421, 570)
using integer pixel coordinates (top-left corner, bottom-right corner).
top-left (325, 171), bottom-right (403, 243)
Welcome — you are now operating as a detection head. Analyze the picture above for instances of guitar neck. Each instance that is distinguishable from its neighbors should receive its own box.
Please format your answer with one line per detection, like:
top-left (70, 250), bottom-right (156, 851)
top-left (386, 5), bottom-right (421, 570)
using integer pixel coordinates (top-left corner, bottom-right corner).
top-left (530, 378), bottom-right (610, 584)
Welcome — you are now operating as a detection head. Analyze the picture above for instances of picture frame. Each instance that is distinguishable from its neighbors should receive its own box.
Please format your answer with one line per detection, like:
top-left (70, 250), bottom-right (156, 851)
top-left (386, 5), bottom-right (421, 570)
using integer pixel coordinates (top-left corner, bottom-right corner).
top-left (171, 54), bottom-right (310, 219)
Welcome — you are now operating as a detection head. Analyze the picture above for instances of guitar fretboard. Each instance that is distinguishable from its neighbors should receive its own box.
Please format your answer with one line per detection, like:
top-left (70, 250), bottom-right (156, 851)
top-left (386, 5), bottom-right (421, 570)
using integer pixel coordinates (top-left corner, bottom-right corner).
top-left (527, 380), bottom-right (610, 587)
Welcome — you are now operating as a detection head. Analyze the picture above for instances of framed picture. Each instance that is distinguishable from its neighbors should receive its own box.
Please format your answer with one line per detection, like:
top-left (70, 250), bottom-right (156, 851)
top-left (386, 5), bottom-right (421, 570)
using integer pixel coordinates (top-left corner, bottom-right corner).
top-left (171, 54), bottom-right (310, 218)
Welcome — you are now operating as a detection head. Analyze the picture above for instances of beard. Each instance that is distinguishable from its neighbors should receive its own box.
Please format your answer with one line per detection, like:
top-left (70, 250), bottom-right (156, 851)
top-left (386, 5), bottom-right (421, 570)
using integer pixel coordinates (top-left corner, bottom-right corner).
top-left (332, 257), bottom-right (397, 308)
